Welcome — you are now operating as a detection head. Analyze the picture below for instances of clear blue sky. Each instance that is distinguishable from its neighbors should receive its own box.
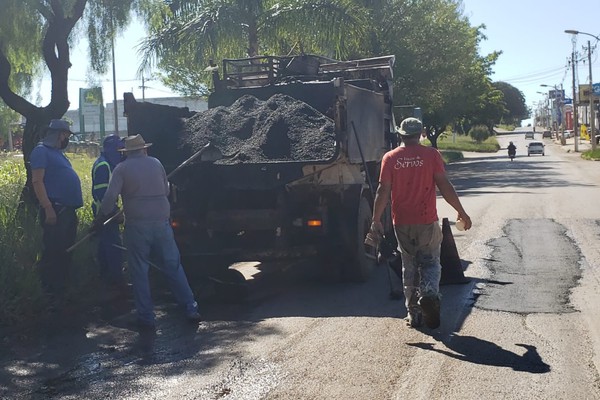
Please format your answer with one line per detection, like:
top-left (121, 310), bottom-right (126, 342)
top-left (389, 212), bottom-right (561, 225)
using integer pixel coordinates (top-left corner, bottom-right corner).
top-left (462, 0), bottom-right (600, 125)
top-left (38, 0), bottom-right (600, 126)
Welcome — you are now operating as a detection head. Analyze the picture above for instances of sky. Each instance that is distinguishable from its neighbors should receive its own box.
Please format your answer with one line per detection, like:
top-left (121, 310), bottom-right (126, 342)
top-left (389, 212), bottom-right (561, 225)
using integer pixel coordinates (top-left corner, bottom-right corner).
top-left (36, 1), bottom-right (600, 126)
top-left (461, 0), bottom-right (600, 125)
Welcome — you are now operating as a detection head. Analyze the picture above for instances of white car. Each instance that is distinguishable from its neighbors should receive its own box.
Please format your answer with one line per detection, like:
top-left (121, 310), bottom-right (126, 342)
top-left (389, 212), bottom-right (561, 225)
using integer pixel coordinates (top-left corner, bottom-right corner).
top-left (525, 131), bottom-right (535, 139)
top-left (527, 141), bottom-right (545, 156)
top-left (563, 130), bottom-right (573, 139)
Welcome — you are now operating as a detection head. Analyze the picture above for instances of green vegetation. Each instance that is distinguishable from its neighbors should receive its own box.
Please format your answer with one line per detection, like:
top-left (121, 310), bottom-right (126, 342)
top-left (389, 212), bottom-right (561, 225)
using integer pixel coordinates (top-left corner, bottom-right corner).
top-left (581, 149), bottom-right (600, 161)
top-left (469, 125), bottom-right (491, 144)
top-left (439, 150), bottom-right (464, 163)
top-left (496, 124), bottom-right (518, 131)
top-left (0, 152), bottom-right (97, 327)
top-left (436, 132), bottom-right (500, 153)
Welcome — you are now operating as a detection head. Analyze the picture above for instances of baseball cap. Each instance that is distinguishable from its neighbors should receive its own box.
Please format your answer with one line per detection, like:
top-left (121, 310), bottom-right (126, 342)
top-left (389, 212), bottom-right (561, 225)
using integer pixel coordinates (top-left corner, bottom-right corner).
top-left (48, 119), bottom-right (73, 134)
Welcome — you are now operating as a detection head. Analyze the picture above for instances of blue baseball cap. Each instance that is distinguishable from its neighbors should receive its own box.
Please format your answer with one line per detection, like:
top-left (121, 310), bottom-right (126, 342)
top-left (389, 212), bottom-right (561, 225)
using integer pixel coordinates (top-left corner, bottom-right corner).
top-left (102, 134), bottom-right (125, 152)
top-left (48, 119), bottom-right (73, 134)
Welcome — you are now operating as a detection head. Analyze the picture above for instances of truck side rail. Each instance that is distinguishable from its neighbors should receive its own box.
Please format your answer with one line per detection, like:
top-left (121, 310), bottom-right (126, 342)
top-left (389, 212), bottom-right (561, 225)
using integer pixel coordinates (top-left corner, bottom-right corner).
top-left (220, 54), bottom-right (394, 89)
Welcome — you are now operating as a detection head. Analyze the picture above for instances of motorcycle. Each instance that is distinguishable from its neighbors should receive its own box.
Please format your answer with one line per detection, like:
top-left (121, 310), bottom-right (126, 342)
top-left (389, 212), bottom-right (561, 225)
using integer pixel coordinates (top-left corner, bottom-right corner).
top-left (508, 149), bottom-right (516, 161)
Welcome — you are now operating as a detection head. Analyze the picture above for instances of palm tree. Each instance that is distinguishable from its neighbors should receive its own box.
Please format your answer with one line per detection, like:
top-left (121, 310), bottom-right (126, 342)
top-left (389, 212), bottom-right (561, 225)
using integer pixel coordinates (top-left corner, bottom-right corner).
top-left (137, 0), bottom-right (369, 95)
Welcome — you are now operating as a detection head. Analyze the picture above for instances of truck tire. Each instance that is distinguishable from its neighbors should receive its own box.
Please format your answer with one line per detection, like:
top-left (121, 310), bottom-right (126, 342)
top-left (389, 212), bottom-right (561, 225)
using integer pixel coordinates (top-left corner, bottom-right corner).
top-left (344, 197), bottom-right (377, 282)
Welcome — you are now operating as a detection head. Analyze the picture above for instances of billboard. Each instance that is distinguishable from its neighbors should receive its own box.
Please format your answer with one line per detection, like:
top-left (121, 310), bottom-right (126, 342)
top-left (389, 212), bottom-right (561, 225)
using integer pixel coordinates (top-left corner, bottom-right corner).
top-left (579, 84), bottom-right (600, 104)
top-left (78, 87), bottom-right (105, 137)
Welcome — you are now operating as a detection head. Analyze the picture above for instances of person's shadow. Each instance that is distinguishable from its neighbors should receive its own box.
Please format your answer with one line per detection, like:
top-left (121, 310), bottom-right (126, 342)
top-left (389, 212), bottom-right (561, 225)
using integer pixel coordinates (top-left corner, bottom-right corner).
top-left (408, 334), bottom-right (550, 373)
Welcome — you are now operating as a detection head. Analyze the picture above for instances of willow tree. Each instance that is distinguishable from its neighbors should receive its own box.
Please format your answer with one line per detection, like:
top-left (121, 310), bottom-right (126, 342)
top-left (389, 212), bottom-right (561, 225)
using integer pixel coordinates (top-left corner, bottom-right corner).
top-left (0, 0), bottom-right (137, 203)
top-left (137, 0), bottom-right (369, 96)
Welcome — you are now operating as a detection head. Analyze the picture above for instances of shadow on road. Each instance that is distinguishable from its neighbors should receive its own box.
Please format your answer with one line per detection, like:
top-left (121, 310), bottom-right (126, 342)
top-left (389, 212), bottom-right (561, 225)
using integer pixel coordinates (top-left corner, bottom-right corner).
top-left (445, 153), bottom-right (594, 198)
top-left (408, 334), bottom-right (551, 374)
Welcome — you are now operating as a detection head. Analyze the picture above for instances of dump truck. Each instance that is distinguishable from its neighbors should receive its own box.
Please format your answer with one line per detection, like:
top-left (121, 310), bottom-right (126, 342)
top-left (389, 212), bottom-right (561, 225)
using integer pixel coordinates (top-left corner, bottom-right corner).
top-left (123, 54), bottom-right (397, 296)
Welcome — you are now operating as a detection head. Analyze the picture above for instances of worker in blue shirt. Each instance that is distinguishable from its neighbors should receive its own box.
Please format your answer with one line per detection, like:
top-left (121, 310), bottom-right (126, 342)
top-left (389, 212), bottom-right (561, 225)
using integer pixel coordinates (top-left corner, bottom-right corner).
top-left (92, 134), bottom-right (126, 288)
top-left (30, 119), bottom-right (83, 295)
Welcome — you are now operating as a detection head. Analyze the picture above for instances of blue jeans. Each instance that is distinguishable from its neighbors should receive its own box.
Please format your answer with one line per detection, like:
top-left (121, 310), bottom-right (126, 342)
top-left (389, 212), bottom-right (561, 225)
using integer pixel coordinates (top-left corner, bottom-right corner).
top-left (124, 220), bottom-right (198, 324)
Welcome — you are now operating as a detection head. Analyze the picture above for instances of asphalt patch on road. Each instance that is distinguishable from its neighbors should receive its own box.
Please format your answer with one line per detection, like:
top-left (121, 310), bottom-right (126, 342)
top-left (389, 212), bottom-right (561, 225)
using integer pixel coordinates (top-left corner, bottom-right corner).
top-left (476, 219), bottom-right (581, 314)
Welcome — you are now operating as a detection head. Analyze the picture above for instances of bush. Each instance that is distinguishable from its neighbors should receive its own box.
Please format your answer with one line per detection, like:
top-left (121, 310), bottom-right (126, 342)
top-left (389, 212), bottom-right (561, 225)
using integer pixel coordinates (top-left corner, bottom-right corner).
top-left (469, 125), bottom-right (491, 143)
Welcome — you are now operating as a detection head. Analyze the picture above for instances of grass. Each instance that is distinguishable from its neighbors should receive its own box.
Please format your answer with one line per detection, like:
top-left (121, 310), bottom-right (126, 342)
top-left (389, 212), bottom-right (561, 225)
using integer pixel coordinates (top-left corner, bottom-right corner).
top-left (435, 133), bottom-right (500, 153)
top-left (427, 132), bottom-right (500, 163)
top-left (0, 151), bottom-right (98, 327)
top-left (581, 148), bottom-right (600, 161)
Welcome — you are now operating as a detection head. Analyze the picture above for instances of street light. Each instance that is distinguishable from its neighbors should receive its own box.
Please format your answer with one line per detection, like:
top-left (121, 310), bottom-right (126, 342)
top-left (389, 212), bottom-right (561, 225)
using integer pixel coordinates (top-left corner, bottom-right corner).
top-left (563, 31), bottom-right (580, 152)
top-left (565, 29), bottom-right (600, 150)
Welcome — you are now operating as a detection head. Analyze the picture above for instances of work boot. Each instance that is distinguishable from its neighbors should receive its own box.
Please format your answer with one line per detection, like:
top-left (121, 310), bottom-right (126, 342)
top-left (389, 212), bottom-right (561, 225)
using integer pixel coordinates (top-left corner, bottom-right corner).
top-left (405, 311), bottom-right (423, 328)
top-left (418, 295), bottom-right (440, 329)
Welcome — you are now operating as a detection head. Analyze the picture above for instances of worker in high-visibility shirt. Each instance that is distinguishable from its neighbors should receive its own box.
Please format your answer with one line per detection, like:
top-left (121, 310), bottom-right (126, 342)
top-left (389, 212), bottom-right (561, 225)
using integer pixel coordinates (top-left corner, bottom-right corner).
top-left (91, 134), bottom-right (126, 288)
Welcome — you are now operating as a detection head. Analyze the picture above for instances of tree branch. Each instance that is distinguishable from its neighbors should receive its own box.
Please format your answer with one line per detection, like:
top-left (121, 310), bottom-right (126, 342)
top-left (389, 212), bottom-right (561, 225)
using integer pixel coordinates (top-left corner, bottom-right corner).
top-left (0, 48), bottom-right (37, 117)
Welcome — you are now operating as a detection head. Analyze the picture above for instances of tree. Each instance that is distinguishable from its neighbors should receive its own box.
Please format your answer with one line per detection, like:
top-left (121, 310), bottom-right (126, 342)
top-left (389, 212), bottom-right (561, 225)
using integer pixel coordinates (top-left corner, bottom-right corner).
top-left (0, 0), bottom-right (136, 204)
top-left (375, 0), bottom-right (500, 147)
top-left (493, 81), bottom-right (530, 125)
top-left (137, 0), bottom-right (369, 96)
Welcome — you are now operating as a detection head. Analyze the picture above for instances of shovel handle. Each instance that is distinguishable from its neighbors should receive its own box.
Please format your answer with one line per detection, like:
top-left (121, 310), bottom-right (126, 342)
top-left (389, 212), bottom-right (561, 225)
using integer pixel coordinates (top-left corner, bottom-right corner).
top-left (67, 142), bottom-right (213, 254)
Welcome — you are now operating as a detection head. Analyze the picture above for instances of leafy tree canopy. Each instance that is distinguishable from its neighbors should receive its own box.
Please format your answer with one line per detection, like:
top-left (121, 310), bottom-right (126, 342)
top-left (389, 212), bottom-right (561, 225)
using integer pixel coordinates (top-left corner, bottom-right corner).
top-left (137, 0), bottom-right (370, 96)
top-left (0, 0), bottom-right (138, 202)
top-left (493, 81), bottom-right (530, 125)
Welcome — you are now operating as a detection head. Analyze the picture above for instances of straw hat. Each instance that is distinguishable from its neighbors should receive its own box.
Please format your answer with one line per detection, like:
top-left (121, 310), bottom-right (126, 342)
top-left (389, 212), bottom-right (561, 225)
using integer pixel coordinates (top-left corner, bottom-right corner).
top-left (119, 134), bottom-right (153, 152)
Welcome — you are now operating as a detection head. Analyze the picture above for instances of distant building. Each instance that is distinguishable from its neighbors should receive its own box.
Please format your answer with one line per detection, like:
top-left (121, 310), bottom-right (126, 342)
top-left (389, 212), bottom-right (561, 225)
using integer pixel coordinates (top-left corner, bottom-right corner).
top-left (64, 96), bottom-right (207, 139)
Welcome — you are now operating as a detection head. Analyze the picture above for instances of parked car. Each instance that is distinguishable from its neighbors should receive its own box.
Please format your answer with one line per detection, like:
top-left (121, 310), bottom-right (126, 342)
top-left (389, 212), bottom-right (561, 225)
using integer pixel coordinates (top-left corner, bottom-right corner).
top-left (527, 141), bottom-right (545, 156)
top-left (525, 131), bottom-right (535, 139)
top-left (563, 130), bottom-right (573, 139)
top-left (542, 130), bottom-right (552, 138)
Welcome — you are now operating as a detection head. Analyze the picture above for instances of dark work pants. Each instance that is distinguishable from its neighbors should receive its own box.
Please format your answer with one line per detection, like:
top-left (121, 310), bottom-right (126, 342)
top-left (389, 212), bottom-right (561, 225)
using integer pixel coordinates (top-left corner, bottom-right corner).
top-left (39, 205), bottom-right (78, 295)
top-left (97, 221), bottom-right (124, 285)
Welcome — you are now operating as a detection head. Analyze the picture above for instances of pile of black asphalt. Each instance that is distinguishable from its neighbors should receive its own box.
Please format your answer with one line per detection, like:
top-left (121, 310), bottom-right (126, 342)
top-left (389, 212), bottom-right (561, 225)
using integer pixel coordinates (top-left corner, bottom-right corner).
top-left (181, 94), bottom-right (336, 165)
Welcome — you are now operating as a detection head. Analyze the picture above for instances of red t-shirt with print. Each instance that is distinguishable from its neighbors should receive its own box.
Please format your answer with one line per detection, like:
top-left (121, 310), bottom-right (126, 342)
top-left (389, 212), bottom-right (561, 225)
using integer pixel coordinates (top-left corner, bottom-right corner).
top-left (379, 144), bottom-right (445, 225)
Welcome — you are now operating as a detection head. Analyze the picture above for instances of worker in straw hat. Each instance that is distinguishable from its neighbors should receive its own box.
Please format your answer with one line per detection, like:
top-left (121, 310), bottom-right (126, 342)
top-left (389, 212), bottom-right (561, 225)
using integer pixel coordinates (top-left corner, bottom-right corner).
top-left (368, 118), bottom-right (471, 330)
top-left (93, 134), bottom-right (201, 331)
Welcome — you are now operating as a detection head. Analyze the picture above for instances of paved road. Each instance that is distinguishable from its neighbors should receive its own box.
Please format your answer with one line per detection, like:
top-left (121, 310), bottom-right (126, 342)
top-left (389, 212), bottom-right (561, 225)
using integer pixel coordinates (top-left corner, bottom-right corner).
top-left (2, 133), bottom-right (600, 399)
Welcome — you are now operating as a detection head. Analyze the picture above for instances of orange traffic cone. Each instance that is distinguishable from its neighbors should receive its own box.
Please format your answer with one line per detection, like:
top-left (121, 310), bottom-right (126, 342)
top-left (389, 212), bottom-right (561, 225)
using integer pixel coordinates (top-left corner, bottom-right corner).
top-left (440, 217), bottom-right (470, 285)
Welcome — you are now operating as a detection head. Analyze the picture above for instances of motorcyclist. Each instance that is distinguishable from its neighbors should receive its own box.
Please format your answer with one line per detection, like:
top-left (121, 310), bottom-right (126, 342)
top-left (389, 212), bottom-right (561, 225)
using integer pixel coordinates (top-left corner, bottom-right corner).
top-left (507, 141), bottom-right (517, 157)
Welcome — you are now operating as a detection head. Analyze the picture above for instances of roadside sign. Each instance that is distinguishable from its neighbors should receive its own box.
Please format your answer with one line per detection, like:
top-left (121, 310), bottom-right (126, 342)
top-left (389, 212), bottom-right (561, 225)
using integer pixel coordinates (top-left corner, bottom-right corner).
top-left (549, 89), bottom-right (565, 100)
top-left (593, 83), bottom-right (600, 96)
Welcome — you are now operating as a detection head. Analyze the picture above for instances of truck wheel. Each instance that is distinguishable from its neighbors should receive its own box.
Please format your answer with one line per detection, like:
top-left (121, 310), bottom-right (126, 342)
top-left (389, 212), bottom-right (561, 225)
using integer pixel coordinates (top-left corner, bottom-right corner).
top-left (344, 197), bottom-right (377, 282)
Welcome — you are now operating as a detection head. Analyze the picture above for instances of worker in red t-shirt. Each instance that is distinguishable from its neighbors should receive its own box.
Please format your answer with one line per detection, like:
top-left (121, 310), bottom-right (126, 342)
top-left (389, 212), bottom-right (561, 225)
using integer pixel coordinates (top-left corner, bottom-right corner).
top-left (370, 117), bottom-right (471, 329)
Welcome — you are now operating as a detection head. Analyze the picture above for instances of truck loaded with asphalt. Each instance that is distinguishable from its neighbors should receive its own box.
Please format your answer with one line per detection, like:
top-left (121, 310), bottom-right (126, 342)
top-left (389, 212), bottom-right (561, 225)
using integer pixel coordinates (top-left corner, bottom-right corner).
top-left (123, 54), bottom-right (398, 296)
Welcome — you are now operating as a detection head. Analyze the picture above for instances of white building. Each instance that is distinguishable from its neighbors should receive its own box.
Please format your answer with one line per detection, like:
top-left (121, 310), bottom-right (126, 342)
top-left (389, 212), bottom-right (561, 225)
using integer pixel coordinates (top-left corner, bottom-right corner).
top-left (65, 95), bottom-right (207, 139)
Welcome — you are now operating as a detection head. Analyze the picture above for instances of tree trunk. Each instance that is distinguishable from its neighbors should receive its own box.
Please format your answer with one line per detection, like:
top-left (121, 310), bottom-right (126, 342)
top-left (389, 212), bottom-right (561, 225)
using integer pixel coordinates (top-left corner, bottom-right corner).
top-left (0, 1), bottom-right (86, 209)
top-left (426, 126), bottom-right (438, 149)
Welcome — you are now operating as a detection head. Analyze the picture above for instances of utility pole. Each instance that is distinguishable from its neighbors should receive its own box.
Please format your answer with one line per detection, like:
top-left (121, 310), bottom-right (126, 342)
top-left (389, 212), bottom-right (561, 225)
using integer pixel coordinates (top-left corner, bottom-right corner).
top-left (571, 43), bottom-right (579, 152)
top-left (111, 36), bottom-right (119, 136)
top-left (140, 76), bottom-right (147, 100)
top-left (588, 40), bottom-right (597, 150)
